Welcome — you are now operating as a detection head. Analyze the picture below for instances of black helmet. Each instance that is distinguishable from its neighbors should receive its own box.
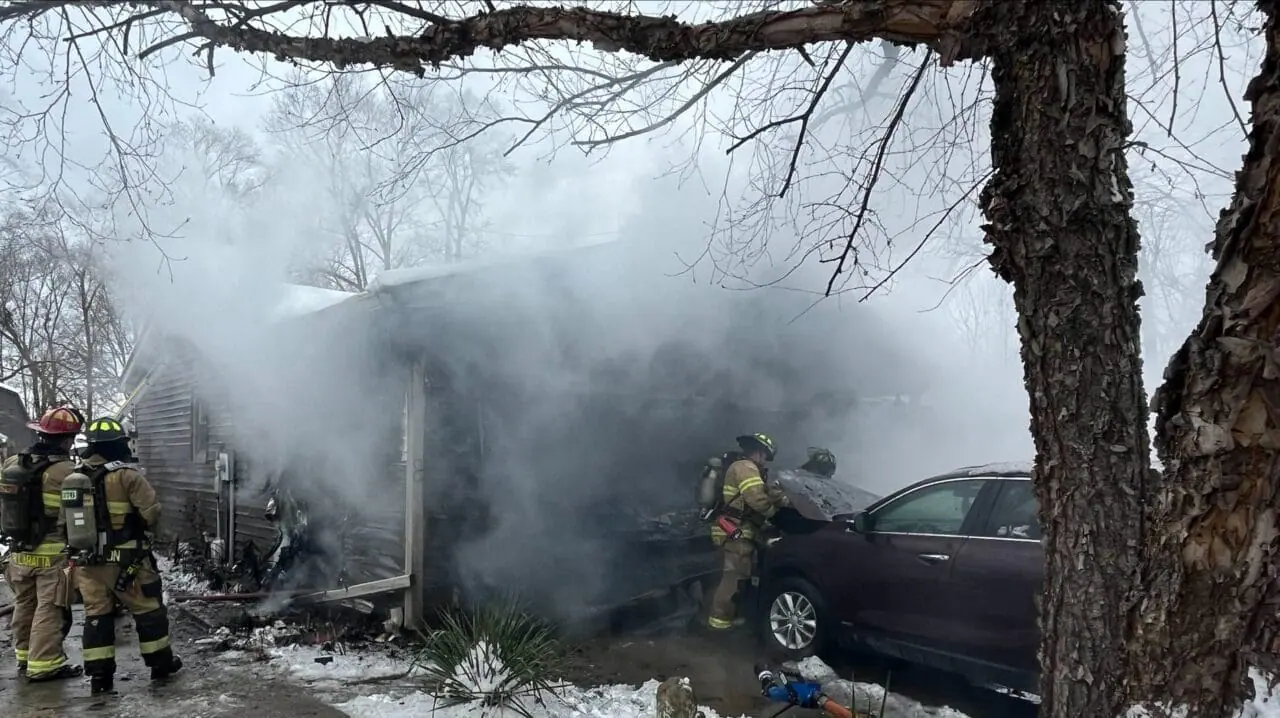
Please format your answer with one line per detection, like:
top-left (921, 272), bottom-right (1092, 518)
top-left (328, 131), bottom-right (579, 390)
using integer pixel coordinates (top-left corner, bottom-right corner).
top-left (802, 447), bottom-right (837, 477)
top-left (736, 432), bottom-right (776, 462)
top-left (84, 417), bottom-right (128, 444)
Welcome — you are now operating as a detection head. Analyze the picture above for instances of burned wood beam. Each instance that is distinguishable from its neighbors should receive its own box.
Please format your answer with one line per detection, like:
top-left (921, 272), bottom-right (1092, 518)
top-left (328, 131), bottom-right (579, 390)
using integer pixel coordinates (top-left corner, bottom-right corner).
top-left (294, 574), bottom-right (413, 605)
top-left (403, 361), bottom-right (427, 627)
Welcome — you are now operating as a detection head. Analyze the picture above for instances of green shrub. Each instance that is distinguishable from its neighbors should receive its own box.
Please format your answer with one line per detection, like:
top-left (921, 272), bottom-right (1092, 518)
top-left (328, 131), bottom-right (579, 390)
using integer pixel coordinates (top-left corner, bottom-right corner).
top-left (416, 602), bottom-right (568, 717)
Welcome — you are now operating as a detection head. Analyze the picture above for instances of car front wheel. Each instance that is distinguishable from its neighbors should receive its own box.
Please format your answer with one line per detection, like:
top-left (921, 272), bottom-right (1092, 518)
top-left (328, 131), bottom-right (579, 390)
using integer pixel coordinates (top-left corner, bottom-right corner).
top-left (759, 577), bottom-right (826, 660)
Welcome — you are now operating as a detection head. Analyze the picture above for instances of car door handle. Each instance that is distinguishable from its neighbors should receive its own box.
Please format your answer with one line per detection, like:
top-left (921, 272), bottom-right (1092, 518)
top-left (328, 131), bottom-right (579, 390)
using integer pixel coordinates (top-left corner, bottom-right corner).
top-left (916, 553), bottom-right (950, 565)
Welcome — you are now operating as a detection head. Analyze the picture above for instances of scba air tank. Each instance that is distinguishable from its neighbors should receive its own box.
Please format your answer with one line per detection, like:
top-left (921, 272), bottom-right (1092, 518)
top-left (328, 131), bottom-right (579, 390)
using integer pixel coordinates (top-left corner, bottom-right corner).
top-left (61, 471), bottom-right (100, 553)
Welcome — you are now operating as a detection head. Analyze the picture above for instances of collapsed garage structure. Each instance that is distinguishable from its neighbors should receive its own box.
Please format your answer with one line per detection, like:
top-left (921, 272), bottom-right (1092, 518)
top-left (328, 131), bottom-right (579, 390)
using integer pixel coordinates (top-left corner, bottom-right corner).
top-left (121, 239), bottom-right (927, 630)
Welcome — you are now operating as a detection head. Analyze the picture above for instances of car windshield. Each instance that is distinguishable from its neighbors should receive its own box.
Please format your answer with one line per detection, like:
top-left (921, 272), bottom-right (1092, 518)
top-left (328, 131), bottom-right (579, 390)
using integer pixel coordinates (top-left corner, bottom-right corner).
top-left (872, 479), bottom-right (987, 535)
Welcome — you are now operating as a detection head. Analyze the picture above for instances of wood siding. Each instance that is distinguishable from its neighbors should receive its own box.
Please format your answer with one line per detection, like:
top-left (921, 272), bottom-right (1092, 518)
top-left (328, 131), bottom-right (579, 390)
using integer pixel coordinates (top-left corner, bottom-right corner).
top-left (133, 347), bottom-right (211, 540)
top-left (130, 332), bottom-right (406, 591)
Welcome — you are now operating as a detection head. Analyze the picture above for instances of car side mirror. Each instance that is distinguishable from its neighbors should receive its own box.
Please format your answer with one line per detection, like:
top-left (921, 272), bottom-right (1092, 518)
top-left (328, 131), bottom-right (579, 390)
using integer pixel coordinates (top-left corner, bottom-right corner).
top-left (847, 512), bottom-right (874, 534)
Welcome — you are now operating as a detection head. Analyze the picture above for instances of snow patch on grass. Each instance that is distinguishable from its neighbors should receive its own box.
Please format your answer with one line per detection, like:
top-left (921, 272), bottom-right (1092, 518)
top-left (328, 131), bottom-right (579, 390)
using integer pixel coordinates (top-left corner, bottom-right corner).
top-left (449, 640), bottom-right (515, 698)
top-left (336, 679), bottom-right (741, 718)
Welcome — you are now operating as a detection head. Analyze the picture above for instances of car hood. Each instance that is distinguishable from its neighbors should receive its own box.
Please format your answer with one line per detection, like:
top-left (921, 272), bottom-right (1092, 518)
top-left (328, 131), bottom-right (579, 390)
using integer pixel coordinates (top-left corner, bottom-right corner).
top-left (774, 469), bottom-right (882, 522)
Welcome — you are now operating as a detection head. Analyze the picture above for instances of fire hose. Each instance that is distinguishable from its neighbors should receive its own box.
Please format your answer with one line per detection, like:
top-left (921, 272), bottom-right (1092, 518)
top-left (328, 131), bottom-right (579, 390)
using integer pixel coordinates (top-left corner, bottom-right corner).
top-left (756, 663), bottom-right (854, 718)
top-left (0, 603), bottom-right (13, 619)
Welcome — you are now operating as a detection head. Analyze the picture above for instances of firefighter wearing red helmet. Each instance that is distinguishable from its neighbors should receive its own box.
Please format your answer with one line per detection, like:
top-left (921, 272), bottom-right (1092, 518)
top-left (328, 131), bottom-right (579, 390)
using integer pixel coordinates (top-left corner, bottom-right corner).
top-left (0, 405), bottom-right (85, 682)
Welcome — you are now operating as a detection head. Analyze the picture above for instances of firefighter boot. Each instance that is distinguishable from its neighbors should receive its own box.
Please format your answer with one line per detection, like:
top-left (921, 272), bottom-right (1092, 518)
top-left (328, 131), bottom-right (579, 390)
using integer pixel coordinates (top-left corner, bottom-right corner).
top-left (17, 661), bottom-right (26, 677)
top-left (151, 654), bottom-right (182, 681)
top-left (90, 674), bottom-right (114, 695)
top-left (26, 665), bottom-right (84, 683)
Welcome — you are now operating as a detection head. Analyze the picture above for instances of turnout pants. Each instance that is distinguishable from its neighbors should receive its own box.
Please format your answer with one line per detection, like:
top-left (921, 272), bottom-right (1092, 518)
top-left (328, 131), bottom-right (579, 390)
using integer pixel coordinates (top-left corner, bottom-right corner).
top-left (75, 553), bottom-right (174, 678)
top-left (4, 555), bottom-right (73, 677)
top-left (707, 539), bottom-right (756, 630)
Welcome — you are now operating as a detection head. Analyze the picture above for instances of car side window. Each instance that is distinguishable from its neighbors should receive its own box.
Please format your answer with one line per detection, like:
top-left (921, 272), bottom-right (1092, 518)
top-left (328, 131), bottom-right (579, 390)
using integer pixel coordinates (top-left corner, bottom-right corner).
top-left (870, 479), bottom-right (988, 536)
top-left (984, 479), bottom-right (1041, 540)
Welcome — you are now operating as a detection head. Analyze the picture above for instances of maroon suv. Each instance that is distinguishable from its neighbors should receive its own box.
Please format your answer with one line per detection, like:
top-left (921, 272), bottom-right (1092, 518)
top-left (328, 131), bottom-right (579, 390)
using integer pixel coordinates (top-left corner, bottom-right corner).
top-left (757, 462), bottom-right (1042, 694)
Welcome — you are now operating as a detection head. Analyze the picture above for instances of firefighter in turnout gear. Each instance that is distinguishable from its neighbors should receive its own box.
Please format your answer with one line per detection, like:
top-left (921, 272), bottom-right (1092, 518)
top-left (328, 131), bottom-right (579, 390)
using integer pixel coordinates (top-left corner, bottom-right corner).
top-left (73, 417), bottom-right (182, 695)
top-left (0, 406), bottom-right (84, 681)
top-left (707, 432), bottom-right (788, 631)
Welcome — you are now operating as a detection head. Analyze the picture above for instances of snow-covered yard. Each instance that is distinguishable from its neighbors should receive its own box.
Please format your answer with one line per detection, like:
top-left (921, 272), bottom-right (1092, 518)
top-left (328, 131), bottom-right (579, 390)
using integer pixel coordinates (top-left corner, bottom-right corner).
top-left (336, 680), bottom-right (728, 718)
top-left (181, 613), bottom-right (983, 718)
top-left (146, 559), bottom-right (1031, 718)
top-left (328, 653), bottom-right (985, 718)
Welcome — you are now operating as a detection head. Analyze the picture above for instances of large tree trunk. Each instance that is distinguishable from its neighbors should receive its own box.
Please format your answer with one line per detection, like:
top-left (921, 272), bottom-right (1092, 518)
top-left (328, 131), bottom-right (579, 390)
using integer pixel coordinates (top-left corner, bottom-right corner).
top-left (1135, 3), bottom-right (1280, 716)
top-left (978, 2), bottom-right (1150, 715)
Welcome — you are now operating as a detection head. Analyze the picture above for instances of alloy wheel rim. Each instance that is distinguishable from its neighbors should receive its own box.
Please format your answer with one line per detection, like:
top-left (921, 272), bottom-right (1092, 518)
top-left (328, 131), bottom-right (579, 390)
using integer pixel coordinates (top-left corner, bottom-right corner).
top-left (768, 590), bottom-right (818, 651)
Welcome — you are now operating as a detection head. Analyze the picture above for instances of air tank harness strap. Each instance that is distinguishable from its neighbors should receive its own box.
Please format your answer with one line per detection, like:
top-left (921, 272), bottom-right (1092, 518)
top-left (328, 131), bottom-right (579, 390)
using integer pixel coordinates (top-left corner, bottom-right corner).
top-left (112, 550), bottom-right (146, 593)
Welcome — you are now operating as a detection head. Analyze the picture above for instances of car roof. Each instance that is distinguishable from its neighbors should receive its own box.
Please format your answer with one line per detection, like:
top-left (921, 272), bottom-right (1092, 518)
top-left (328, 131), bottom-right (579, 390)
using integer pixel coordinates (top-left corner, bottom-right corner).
top-left (927, 461), bottom-right (1033, 481)
top-left (860, 461), bottom-right (1033, 514)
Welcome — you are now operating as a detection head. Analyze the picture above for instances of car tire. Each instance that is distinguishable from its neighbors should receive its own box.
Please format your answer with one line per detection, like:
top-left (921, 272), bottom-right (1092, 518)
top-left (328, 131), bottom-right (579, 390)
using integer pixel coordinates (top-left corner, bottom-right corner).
top-left (758, 576), bottom-right (827, 661)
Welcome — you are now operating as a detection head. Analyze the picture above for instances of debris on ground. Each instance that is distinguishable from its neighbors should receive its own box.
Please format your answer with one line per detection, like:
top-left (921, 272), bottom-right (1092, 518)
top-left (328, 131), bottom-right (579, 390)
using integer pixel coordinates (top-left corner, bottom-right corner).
top-left (784, 656), bottom-right (974, 717)
top-left (655, 676), bottom-right (700, 718)
top-left (157, 552), bottom-right (218, 603)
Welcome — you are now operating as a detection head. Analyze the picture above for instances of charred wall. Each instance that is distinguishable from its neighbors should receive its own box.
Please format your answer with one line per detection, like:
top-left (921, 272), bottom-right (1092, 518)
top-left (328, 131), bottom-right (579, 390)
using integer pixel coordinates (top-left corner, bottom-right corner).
top-left (0, 385), bottom-right (33, 455)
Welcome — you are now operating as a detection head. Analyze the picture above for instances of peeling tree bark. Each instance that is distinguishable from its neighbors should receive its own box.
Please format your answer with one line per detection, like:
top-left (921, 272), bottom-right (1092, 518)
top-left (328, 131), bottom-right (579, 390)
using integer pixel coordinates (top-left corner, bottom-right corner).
top-left (1138, 3), bottom-right (1280, 715)
top-left (978, 2), bottom-right (1150, 716)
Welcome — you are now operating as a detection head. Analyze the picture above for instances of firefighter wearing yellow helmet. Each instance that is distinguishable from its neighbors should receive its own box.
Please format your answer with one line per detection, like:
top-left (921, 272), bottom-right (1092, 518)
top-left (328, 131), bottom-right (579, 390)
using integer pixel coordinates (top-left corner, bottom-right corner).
top-left (706, 432), bottom-right (789, 631)
top-left (71, 417), bottom-right (182, 695)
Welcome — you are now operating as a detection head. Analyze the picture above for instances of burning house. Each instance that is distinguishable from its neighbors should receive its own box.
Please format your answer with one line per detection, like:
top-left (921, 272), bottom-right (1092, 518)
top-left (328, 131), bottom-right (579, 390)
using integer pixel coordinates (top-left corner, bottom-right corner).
top-left (122, 239), bottom-right (927, 630)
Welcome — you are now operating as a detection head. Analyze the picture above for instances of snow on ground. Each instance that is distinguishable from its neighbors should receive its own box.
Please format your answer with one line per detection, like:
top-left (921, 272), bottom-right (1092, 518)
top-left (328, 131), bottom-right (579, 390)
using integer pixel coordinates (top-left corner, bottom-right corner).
top-left (327, 646), bottom-right (977, 717)
top-left (271, 641), bottom-right (414, 684)
top-left (1126, 668), bottom-right (1280, 718)
top-left (336, 679), bottom-right (740, 718)
top-left (237, 625), bottom-right (748, 718)
top-left (203, 621), bottom-right (417, 692)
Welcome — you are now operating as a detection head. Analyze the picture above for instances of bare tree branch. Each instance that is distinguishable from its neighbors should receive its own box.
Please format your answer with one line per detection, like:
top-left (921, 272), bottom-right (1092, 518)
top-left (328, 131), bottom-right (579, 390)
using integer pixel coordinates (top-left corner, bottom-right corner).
top-left (47, 1), bottom-right (989, 73)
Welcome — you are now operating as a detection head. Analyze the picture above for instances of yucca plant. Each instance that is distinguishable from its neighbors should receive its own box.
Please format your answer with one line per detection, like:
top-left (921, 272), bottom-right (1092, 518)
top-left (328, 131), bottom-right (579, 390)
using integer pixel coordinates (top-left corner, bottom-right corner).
top-left (415, 601), bottom-right (568, 717)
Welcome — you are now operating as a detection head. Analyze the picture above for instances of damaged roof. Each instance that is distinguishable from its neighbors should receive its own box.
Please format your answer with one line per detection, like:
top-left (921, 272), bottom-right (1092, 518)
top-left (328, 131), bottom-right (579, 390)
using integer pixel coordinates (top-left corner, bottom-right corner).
top-left (121, 283), bottom-right (360, 391)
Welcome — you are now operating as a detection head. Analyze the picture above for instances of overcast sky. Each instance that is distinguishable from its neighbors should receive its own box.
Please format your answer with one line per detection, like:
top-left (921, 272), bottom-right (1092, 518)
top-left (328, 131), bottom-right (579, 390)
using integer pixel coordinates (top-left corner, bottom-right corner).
top-left (0, 1), bottom-right (1261, 445)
